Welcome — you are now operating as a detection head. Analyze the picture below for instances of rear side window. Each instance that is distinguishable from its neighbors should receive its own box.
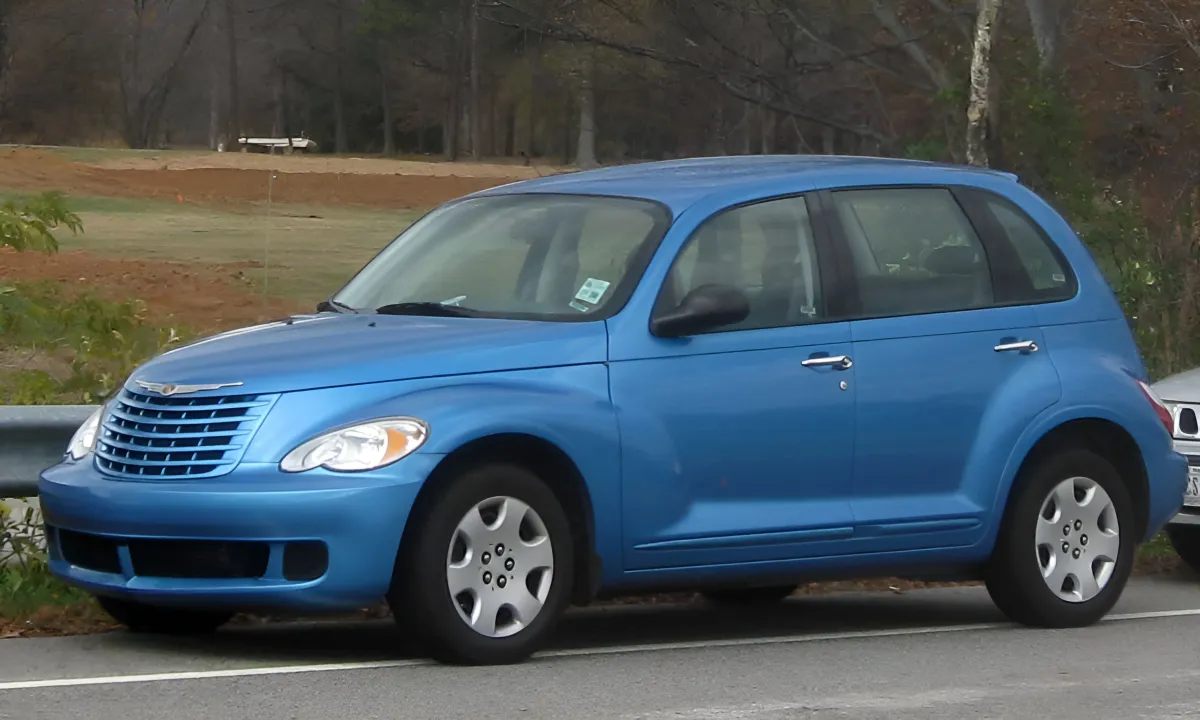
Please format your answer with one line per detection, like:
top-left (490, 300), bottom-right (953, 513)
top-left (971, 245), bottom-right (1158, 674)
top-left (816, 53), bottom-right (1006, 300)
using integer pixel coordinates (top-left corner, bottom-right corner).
top-left (975, 194), bottom-right (1073, 300)
top-left (829, 188), bottom-right (994, 318)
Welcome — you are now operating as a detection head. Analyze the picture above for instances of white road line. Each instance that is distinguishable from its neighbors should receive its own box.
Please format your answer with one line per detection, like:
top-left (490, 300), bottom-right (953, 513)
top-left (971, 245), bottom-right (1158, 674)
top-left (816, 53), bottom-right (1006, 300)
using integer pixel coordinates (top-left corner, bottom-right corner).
top-left (0, 660), bottom-right (428, 691)
top-left (2, 607), bottom-right (1198, 692)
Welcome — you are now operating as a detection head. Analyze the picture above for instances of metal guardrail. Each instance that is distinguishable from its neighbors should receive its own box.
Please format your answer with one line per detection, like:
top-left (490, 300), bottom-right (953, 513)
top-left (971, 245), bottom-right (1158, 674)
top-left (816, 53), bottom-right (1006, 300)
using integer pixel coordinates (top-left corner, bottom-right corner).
top-left (0, 405), bottom-right (96, 499)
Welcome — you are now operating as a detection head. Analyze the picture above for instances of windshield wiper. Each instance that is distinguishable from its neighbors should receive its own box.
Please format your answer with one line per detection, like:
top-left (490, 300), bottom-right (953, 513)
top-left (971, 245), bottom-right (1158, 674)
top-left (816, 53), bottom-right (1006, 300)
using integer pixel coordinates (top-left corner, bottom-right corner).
top-left (374, 302), bottom-right (482, 318)
top-left (317, 299), bottom-right (358, 314)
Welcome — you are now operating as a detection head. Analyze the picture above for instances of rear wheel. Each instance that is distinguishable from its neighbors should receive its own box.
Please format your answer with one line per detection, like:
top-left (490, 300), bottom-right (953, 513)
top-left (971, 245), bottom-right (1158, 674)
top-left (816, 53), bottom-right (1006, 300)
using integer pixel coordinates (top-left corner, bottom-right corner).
top-left (986, 448), bottom-right (1134, 628)
top-left (391, 463), bottom-right (574, 665)
top-left (96, 596), bottom-right (233, 635)
top-left (701, 585), bottom-right (797, 606)
top-left (1166, 525), bottom-right (1200, 574)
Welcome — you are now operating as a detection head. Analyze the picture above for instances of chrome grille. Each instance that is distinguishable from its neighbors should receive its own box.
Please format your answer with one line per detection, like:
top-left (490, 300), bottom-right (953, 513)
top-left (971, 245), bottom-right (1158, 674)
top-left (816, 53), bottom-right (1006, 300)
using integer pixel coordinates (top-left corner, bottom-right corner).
top-left (95, 388), bottom-right (277, 480)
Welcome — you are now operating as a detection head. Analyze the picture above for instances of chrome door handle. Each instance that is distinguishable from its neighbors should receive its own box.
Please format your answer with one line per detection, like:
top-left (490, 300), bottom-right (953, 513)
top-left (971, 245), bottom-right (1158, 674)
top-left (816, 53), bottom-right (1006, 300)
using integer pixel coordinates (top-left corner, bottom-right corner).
top-left (994, 340), bottom-right (1039, 353)
top-left (801, 354), bottom-right (854, 370)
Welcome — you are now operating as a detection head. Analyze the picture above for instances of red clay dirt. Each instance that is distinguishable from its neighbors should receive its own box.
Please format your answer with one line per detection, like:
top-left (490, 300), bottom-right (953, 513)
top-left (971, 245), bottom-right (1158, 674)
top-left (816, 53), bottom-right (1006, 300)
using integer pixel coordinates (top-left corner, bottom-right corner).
top-left (0, 147), bottom-right (527, 330)
top-left (0, 148), bottom-right (523, 210)
top-left (0, 247), bottom-right (304, 333)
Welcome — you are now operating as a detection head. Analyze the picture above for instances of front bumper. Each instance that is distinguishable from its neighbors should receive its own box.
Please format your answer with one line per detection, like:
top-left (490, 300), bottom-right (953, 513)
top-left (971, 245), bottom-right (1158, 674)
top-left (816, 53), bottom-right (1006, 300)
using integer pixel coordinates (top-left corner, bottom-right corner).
top-left (1168, 463), bottom-right (1200, 527)
top-left (1167, 437), bottom-right (1200, 528)
top-left (37, 454), bottom-right (441, 611)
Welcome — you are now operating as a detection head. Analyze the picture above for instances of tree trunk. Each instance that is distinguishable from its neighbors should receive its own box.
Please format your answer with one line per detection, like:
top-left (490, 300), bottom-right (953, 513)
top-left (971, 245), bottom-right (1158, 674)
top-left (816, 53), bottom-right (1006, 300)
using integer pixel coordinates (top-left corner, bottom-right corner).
top-left (223, 0), bottom-right (240, 147)
top-left (870, 0), bottom-right (955, 93)
top-left (467, 0), bottom-right (481, 159)
top-left (562, 90), bottom-right (573, 165)
top-left (527, 41), bottom-right (540, 158)
top-left (506, 102), bottom-right (516, 157)
top-left (381, 67), bottom-right (395, 156)
top-left (740, 100), bottom-right (753, 154)
top-left (822, 126), bottom-right (836, 154)
top-left (272, 65), bottom-right (284, 138)
top-left (574, 60), bottom-right (598, 169)
top-left (208, 17), bottom-right (220, 150)
top-left (760, 108), bottom-right (773, 155)
top-left (209, 54), bottom-right (220, 149)
top-left (1026, 0), bottom-right (1072, 77)
top-left (966, 0), bottom-right (1003, 168)
top-left (445, 82), bottom-right (460, 160)
top-left (333, 0), bottom-right (348, 154)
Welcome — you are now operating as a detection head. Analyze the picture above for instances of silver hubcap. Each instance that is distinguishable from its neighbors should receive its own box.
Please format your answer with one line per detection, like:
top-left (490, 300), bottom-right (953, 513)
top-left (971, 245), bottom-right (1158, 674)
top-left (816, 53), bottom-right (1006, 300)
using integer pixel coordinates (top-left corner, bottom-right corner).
top-left (1035, 476), bottom-right (1120, 603)
top-left (446, 496), bottom-right (554, 638)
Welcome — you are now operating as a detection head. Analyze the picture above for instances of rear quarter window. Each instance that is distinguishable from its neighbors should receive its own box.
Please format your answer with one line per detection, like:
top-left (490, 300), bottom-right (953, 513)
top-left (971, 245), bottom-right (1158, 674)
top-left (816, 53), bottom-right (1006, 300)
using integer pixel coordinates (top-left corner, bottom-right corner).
top-left (975, 193), bottom-right (1076, 302)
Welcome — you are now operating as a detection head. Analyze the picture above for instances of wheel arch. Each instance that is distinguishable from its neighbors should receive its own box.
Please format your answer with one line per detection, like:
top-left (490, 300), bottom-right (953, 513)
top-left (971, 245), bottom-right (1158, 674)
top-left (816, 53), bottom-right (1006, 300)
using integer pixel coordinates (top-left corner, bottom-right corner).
top-left (1004, 417), bottom-right (1149, 541)
top-left (399, 432), bottom-right (601, 605)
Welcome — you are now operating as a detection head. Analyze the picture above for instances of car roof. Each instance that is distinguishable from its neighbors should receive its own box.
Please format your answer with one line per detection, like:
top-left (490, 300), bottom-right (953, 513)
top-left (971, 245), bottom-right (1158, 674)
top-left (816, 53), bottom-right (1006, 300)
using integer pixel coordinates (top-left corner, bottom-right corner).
top-left (471, 155), bottom-right (1021, 214)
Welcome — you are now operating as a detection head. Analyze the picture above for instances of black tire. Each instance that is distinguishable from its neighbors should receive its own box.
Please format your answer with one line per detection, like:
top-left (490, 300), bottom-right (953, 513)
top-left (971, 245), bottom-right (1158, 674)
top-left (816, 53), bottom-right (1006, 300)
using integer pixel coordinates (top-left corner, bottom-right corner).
top-left (390, 462), bottom-right (575, 665)
top-left (1166, 525), bottom-right (1200, 575)
top-left (702, 585), bottom-right (797, 606)
top-left (96, 596), bottom-right (233, 635)
top-left (985, 448), bottom-right (1135, 628)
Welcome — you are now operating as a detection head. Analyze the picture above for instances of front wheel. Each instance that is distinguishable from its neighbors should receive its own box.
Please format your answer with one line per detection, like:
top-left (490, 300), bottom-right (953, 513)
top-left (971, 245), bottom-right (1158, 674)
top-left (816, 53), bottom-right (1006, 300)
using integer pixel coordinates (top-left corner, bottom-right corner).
top-left (96, 596), bottom-right (233, 635)
top-left (391, 463), bottom-right (574, 665)
top-left (985, 448), bottom-right (1134, 628)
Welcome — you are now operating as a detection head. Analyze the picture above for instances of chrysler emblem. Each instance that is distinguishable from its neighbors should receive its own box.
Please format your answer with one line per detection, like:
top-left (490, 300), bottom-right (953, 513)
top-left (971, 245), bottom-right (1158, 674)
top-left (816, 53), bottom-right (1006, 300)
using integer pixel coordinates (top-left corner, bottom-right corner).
top-left (135, 380), bottom-right (244, 396)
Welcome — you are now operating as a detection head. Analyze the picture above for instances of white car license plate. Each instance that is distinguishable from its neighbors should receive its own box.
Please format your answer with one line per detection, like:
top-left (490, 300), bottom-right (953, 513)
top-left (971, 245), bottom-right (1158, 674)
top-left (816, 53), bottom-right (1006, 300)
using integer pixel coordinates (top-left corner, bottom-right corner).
top-left (1187, 468), bottom-right (1200, 507)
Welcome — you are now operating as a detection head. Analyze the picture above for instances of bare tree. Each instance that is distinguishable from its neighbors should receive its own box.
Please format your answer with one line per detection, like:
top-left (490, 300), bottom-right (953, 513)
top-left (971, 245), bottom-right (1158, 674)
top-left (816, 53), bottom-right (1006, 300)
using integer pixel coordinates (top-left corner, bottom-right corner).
top-left (1025, 0), bottom-right (1074, 76)
top-left (966, 0), bottom-right (1002, 167)
top-left (224, 0), bottom-right (241, 144)
top-left (467, 0), bottom-right (481, 158)
top-left (118, 0), bottom-right (212, 148)
top-left (574, 50), bottom-right (597, 167)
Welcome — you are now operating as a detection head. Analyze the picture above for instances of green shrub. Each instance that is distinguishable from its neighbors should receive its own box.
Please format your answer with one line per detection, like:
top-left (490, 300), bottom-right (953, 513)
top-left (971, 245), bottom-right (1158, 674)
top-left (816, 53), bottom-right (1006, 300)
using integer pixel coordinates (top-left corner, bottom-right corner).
top-left (1, 193), bottom-right (189, 405)
top-left (0, 192), bottom-right (81, 253)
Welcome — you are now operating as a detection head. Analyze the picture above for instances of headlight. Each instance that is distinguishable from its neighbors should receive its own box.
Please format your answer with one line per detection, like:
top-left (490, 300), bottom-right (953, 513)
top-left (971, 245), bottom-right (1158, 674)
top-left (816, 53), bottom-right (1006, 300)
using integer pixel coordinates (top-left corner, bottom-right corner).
top-left (280, 417), bottom-right (429, 473)
top-left (66, 405), bottom-right (106, 461)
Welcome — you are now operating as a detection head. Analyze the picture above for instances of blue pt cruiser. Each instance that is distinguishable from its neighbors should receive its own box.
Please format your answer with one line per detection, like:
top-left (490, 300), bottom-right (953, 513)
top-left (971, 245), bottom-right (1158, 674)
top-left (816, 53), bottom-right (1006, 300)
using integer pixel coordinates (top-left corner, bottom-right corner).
top-left (39, 156), bottom-right (1187, 665)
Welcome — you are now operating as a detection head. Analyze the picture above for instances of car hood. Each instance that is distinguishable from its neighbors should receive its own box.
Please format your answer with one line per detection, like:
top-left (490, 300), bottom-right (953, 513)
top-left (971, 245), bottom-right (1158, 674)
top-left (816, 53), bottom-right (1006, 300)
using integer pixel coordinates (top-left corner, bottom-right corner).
top-left (126, 313), bottom-right (609, 396)
top-left (1153, 367), bottom-right (1200, 403)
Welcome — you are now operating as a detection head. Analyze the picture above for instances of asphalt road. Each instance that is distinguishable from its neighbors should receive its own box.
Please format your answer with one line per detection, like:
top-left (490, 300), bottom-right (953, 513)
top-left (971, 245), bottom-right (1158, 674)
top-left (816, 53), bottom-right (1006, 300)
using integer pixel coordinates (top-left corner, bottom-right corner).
top-left (3, 576), bottom-right (1200, 719)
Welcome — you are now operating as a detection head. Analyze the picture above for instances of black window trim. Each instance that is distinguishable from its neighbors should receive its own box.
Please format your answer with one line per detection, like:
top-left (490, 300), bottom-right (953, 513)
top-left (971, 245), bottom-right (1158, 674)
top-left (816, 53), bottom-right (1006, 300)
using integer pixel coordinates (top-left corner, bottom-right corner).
top-left (951, 186), bottom-right (1080, 304)
top-left (648, 192), bottom-right (850, 337)
top-left (814, 183), bottom-right (1079, 323)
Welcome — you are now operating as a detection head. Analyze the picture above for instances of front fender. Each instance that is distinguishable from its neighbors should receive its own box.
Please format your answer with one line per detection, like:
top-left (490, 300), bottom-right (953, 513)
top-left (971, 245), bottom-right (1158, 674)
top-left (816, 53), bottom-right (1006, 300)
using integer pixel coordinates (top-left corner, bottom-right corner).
top-left (246, 364), bottom-right (623, 579)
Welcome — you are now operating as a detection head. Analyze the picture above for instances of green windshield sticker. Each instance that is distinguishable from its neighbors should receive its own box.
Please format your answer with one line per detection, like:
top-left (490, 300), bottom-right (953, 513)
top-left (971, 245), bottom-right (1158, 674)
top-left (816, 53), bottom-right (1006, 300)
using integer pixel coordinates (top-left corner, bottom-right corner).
top-left (574, 277), bottom-right (611, 305)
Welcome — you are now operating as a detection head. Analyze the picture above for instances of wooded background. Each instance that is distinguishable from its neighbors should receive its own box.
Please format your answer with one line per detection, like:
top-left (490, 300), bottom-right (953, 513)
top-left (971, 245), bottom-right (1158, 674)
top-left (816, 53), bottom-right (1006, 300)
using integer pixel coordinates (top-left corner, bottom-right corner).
top-left (1, 0), bottom-right (1199, 375)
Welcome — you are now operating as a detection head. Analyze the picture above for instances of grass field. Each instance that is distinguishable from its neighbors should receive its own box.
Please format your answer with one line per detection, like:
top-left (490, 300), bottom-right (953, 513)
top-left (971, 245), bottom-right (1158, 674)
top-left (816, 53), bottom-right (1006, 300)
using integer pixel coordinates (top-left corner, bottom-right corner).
top-left (0, 146), bottom-right (531, 331)
top-left (63, 196), bottom-right (420, 301)
top-left (8, 191), bottom-right (421, 299)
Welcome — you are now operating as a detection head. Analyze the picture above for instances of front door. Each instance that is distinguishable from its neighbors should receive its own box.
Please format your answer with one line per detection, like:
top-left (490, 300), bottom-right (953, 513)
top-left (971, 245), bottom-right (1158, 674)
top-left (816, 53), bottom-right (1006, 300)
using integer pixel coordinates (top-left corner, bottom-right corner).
top-left (609, 194), bottom-right (858, 571)
top-left (819, 185), bottom-right (1065, 553)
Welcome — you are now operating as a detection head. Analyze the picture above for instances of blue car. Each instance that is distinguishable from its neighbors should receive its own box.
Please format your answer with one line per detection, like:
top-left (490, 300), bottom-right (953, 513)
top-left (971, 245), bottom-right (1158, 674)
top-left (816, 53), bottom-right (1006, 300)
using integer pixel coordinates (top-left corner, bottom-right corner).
top-left (38, 156), bottom-right (1187, 665)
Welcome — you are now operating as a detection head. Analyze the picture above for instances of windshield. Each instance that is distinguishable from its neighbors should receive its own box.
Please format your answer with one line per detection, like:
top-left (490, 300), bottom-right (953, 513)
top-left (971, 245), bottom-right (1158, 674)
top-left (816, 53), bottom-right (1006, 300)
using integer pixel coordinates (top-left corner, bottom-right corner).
top-left (332, 193), bottom-right (673, 321)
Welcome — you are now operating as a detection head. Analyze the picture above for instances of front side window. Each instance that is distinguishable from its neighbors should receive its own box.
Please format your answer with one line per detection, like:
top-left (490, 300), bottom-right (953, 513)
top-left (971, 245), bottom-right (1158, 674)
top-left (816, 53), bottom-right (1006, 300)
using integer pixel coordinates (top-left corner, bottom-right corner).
top-left (333, 194), bottom-right (672, 320)
top-left (655, 196), bottom-right (823, 332)
top-left (830, 188), bottom-right (994, 318)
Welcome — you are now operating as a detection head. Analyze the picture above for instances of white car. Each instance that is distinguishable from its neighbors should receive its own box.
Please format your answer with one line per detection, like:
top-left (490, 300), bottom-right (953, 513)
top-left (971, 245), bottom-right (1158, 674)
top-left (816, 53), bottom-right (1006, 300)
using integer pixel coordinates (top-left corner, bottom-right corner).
top-left (1153, 369), bottom-right (1200, 571)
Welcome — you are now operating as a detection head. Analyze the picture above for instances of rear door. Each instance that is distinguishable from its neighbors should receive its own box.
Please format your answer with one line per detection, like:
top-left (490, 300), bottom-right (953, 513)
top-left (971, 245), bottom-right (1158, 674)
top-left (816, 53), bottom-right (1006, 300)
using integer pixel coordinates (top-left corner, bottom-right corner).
top-left (817, 185), bottom-right (1064, 553)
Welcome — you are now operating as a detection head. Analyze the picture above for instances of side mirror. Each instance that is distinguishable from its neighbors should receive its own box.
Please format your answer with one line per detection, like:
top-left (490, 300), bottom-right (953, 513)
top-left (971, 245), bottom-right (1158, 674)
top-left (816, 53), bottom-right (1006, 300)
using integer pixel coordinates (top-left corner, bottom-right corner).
top-left (651, 283), bottom-right (750, 338)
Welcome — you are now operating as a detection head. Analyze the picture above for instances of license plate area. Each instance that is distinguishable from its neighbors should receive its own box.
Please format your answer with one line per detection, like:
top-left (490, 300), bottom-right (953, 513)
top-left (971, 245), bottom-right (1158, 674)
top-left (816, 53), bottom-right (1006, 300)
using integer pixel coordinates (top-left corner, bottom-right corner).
top-left (1187, 466), bottom-right (1200, 507)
